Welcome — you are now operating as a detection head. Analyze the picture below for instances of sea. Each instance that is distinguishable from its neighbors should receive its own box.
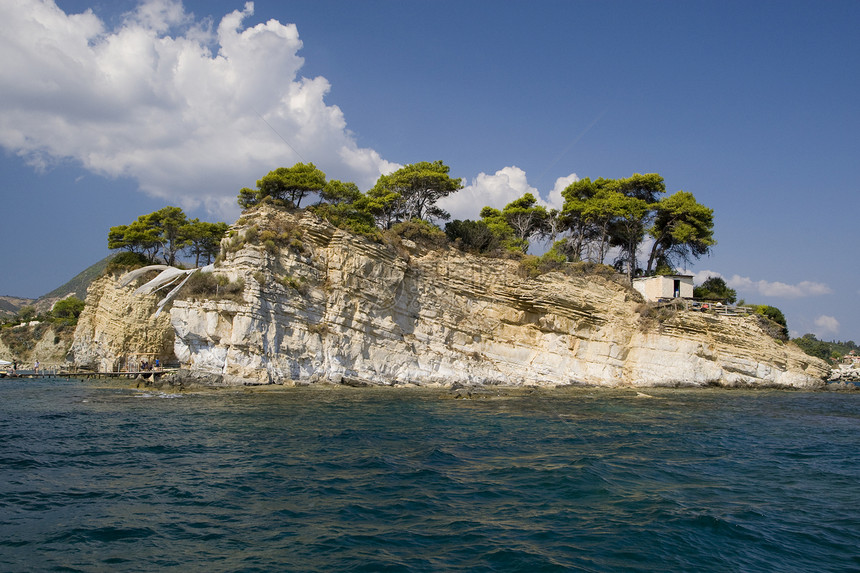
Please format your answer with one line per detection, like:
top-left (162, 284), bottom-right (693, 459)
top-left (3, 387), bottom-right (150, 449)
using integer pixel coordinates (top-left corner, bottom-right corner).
top-left (1, 378), bottom-right (858, 573)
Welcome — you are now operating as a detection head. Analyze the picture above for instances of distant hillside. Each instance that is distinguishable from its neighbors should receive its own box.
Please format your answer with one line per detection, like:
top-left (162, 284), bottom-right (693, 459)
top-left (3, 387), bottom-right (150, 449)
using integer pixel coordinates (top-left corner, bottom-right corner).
top-left (0, 256), bottom-right (113, 319)
top-left (792, 333), bottom-right (858, 363)
top-left (0, 296), bottom-right (36, 318)
top-left (32, 255), bottom-right (113, 313)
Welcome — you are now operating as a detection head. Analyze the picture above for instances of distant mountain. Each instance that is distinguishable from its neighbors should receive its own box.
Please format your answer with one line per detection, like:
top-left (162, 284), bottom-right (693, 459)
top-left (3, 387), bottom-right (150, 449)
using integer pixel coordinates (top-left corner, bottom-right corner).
top-left (0, 295), bottom-right (35, 317)
top-left (33, 255), bottom-right (113, 313)
top-left (0, 256), bottom-right (113, 318)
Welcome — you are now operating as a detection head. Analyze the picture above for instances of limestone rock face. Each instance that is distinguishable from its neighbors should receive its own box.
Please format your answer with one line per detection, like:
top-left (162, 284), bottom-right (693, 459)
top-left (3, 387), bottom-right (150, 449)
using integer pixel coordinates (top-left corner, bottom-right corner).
top-left (71, 274), bottom-right (174, 372)
top-left (830, 365), bottom-right (860, 382)
top-left (157, 206), bottom-right (828, 389)
top-left (0, 324), bottom-right (73, 367)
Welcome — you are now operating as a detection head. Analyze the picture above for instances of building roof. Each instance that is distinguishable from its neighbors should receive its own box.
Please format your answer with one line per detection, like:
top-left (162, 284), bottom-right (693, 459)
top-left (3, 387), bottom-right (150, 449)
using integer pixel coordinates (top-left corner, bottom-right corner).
top-left (633, 274), bottom-right (694, 281)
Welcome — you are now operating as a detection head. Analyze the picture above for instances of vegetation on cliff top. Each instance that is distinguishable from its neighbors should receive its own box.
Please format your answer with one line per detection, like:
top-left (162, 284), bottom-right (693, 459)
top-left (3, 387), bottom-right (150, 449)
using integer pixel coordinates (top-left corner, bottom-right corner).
top-left (693, 276), bottom-right (738, 303)
top-left (99, 161), bottom-right (811, 345)
top-left (108, 206), bottom-right (228, 268)
top-left (1, 295), bottom-right (85, 359)
top-left (792, 334), bottom-right (858, 363)
top-left (233, 163), bottom-right (716, 284)
top-left (104, 162), bottom-right (715, 287)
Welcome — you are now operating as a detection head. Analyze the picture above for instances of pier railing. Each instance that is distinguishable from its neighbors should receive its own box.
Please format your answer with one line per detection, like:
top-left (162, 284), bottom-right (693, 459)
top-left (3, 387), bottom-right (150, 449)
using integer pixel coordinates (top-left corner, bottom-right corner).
top-left (653, 298), bottom-right (752, 317)
top-left (2, 368), bottom-right (177, 380)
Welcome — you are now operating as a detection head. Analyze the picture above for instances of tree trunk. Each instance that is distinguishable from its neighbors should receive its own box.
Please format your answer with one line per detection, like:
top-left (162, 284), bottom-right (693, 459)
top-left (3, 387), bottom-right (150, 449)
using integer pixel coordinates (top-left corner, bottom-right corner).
top-left (646, 240), bottom-right (661, 275)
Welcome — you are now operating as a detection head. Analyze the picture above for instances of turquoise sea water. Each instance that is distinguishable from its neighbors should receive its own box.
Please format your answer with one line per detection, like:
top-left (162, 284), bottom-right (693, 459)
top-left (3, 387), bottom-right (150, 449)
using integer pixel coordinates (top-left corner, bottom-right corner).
top-left (1, 378), bottom-right (858, 572)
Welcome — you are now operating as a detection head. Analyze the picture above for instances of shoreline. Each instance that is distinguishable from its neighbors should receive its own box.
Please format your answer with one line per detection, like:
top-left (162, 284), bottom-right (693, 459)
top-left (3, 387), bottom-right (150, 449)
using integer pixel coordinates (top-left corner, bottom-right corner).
top-left (22, 373), bottom-right (855, 395)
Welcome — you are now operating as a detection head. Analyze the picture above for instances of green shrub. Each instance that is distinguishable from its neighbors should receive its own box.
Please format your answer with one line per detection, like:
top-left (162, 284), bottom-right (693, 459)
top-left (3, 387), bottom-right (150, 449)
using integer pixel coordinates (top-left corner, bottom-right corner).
top-left (185, 271), bottom-right (219, 296)
top-left (792, 333), bottom-right (832, 361)
top-left (636, 302), bottom-right (679, 330)
top-left (221, 277), bottom-right (245, 299)
top-left (51, 297), bottom-right (85, 325)
top-left (106, 251), bottom-right (150, 273)
top-left (184, 272), bottom-right (245, 301)
top-left (308, 203), bottom-right (381, 241)
top-left (752, 304), bottom-right (788, 339)
top-left (276, 274), bottom-right (309, 295)
top-left (222, 234), bottom-right (243, 255)
top-left (445, 219), bottom-right (499, 253)
top-left (16, 305), bottom-right (36, 323)
top-left (694, 276), bottom-right (737, 303)
top-left (564, 261), bottom-right (620, 278)
top-left (519, 248), bottom-right (568, 278)
top-left (0, 321), bottom-right (54, 357)
top-left (388, 219), bottom-right (447, 248)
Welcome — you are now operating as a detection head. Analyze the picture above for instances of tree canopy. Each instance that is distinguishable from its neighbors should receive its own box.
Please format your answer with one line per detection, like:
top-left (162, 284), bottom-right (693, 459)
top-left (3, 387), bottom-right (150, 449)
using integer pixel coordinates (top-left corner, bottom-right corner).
top-left (466, 193), bottom-right (552, 254)
top-left (320, 180), bottom-right (362, 206)
top-left (236, 161), bottom-right (463, 236)
top-left (554, 173), bottom-right (714, 281)
top-left (693, 276), bottom-right (737, 303)
top-left (500, 193), bottom-right (549, 253)
top-left (444, 219), bottom-right (499, 253)
top-left (440, 172), bottom-right (713, 281)
top-left (231, 165), bottom-right (716, 287)
top-left (647, 191), bottom-right (716, 274)
top-left (149, 206), bottom-right (188, 266)
top-left (108, 207), bottom-right (227, 267)
top-left (792, 334), bottom-right (858, 362)
top-left (51, 297), bottom-right (85, 321)
top-left (559, 174), bottom-right (667, 277)
top-left (368, 161), bottom-right (462, 227)
top-left (108, 218), bottom-right (161, 261)
top-left (239, 163), bottom-right (327, 209)
top-left (185, 220), bottom-right (229, 267)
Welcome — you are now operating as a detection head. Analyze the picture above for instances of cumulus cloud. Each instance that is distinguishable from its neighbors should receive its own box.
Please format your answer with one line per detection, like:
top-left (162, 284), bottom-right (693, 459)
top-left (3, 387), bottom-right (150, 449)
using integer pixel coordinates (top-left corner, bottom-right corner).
top-left (547, 173), bottom-right (578, 211)
top-left (727, 276), bottom-right (832, 298)
top-left (0, 0), bottom-right (397, 217)
top-left (438, 166), bottom-right (575, 221)
top-left (814, 315), bottom-right (840, 337)
top-left (692, 270), bottom-right (832, 299)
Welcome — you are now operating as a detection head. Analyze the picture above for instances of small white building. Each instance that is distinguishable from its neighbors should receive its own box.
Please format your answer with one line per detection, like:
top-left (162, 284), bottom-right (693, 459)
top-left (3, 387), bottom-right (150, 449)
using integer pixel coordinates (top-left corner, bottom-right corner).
top-left (632, 274), bottom-right (694, 302)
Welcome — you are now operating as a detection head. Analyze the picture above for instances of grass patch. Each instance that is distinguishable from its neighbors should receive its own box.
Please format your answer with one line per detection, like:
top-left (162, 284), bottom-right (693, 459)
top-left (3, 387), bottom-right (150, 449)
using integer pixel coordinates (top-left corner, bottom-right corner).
top-left (276, 274), bottom-right (309, 295)
top-left (183, 272), bottom-right (246, 302)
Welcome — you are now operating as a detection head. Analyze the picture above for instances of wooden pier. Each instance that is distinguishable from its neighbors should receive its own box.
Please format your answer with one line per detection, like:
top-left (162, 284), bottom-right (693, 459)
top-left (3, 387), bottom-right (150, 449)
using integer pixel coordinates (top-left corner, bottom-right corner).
top-left (2, 369), bottom-right (178, 380)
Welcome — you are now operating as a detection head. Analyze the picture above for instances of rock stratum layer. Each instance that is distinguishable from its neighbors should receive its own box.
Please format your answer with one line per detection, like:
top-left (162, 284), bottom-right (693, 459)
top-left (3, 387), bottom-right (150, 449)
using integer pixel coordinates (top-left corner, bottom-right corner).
top-left (71, 274), bottom-right (174, 372)
top-left (75, 206), bottom-right (829, 389)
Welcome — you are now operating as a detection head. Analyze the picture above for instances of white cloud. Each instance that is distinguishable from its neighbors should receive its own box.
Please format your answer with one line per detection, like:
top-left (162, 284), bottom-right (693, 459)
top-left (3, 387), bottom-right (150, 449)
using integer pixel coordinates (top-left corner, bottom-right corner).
top-left (727, 276), bottom-right (832, 298)
top-left (813, 315), bottom-right (840, 337)
top-left (547, 173), bottom-right (578, 211)
top-left (438, 166), bottom-right (536, 221)
top-left (691, 270), bottom-right (722, 285)
top-left (0, 0), bottom-right (396, 218)
top-left (692, 271), bottom-right (832, 298)
top-left (438, 166), bottom-right (576, 221)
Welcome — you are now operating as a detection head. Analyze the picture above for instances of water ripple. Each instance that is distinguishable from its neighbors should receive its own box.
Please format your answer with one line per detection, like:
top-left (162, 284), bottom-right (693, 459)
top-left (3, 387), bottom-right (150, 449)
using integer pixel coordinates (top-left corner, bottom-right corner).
top-left (0, 381), bottom-right (858, 572)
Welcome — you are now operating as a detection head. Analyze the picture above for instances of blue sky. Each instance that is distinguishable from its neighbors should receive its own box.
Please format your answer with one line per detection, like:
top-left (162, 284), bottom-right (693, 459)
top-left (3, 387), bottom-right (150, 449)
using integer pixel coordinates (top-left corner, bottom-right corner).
top-left (1, 0), bottom-right (858, 341)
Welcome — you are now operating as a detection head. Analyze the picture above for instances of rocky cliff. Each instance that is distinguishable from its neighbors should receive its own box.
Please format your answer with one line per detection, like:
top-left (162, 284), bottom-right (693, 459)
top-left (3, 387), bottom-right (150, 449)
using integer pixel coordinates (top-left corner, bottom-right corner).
top-left (830, 365), bottom-right (860, 383)
top-left (71, 274), bottom-right (174, 372)
top-left (0, 323), bottom-right (74, 368)
top-left (74, 205), bottom-right (830, 389)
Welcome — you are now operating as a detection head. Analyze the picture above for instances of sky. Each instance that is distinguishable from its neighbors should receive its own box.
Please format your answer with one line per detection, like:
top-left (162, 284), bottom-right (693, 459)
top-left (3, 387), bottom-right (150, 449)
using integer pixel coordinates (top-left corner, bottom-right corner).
top-left (1, 0), bottom-right (858, 341)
